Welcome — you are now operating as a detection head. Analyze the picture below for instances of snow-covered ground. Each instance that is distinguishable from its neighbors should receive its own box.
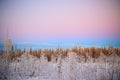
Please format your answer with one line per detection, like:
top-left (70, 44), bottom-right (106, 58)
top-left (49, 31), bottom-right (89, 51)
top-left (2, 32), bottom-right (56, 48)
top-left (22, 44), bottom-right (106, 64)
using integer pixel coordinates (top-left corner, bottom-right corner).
top-left (0, 52), bottom-right (120, 80)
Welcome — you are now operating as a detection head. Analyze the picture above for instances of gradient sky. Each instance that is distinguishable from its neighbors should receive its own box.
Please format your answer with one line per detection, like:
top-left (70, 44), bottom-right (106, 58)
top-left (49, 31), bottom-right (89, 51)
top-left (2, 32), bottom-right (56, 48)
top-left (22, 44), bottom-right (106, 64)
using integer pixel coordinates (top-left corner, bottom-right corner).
top-left (0, 0), bottom-right (120, 42)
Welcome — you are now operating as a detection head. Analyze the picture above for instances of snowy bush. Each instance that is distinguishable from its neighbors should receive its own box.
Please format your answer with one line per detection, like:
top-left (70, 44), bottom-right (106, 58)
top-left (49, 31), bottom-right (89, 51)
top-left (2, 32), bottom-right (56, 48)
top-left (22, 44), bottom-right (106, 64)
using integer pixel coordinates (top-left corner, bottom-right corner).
top-left (0, 47), bottom-right (120, 80)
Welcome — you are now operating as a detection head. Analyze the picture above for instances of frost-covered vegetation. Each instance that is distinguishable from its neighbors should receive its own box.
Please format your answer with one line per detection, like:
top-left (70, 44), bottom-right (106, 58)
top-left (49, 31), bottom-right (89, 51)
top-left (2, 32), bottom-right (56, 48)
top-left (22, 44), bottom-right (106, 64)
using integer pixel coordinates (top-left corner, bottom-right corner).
top-left (0, 46), bottom-right (120, 80)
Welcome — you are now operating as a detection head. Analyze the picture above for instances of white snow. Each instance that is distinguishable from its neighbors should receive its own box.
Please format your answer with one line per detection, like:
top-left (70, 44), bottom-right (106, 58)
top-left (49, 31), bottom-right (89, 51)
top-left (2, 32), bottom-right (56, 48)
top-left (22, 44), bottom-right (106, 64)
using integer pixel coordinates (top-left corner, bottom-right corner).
top-left (0, 52), bottom-right (120, 80)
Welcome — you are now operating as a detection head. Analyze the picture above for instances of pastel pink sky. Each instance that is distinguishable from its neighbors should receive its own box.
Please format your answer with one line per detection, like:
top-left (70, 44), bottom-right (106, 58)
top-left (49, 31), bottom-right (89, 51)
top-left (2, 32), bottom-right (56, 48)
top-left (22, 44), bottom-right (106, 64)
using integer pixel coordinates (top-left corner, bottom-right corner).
top-left (0, 0), bottom-right (120, 42)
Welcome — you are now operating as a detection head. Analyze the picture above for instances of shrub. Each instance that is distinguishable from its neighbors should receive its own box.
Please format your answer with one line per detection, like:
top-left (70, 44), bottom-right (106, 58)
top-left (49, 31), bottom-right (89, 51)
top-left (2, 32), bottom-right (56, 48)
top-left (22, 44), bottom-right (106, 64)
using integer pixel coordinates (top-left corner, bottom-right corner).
top-left (71, 47), bottom-right (78, 54)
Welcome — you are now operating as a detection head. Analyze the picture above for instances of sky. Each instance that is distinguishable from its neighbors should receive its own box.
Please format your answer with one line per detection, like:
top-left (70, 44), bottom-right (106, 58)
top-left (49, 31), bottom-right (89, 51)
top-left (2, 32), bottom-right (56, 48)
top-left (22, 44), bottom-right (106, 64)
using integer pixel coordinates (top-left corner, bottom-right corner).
top-left (0, 0), bottom-right (120, 43)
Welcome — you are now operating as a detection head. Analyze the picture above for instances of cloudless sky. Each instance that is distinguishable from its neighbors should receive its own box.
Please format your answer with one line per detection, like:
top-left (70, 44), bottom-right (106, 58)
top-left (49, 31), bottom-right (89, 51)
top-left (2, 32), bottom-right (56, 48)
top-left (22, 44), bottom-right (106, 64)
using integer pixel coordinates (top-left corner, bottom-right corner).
top-left (0, 0), bottom-right (120, 43)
